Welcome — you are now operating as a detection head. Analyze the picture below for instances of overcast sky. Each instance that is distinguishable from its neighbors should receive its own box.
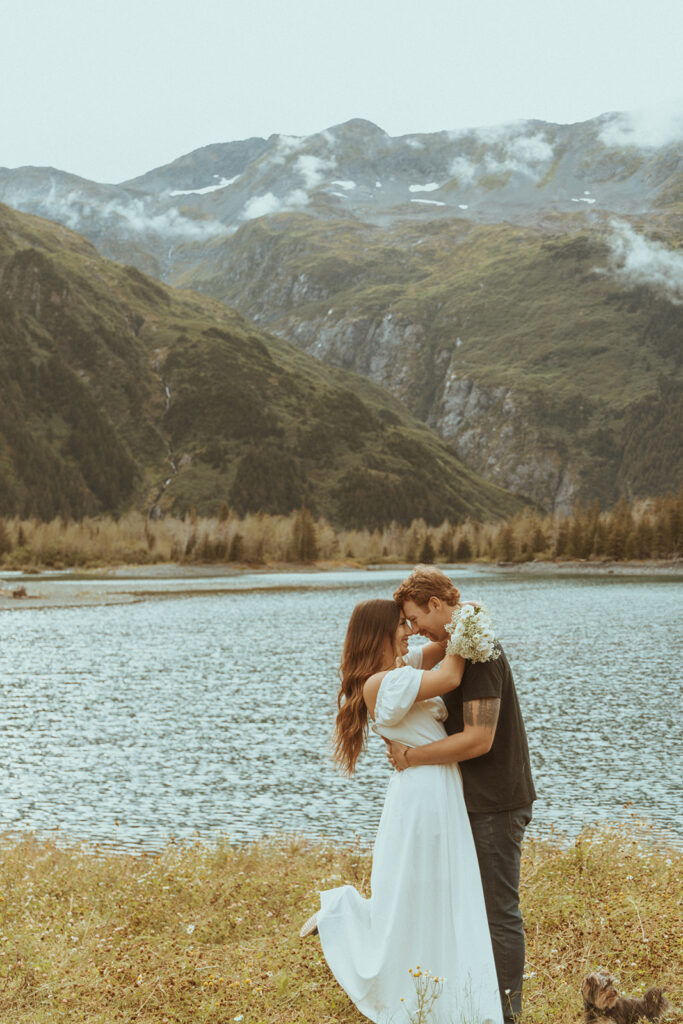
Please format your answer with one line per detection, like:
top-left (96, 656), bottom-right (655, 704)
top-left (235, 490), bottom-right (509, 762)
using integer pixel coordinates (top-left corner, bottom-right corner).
top-left (2, 0), bottom-right (682, 183)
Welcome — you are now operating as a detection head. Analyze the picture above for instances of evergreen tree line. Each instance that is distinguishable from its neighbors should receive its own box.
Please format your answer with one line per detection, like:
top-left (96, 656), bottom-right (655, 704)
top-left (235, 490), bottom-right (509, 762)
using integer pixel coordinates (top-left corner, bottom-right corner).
top-left (0, 489), bottom-right (681, 571)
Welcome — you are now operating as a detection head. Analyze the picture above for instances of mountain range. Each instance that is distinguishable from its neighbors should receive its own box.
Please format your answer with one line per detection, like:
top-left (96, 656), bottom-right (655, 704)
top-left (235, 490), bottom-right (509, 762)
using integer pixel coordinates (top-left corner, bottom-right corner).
top-left (1, 109), bottom-right (681, 517)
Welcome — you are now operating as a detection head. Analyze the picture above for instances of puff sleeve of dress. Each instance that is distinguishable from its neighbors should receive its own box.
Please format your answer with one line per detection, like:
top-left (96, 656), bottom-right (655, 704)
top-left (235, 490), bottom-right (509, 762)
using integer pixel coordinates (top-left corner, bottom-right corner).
top-left (373, 665), bottom-right (424, 727)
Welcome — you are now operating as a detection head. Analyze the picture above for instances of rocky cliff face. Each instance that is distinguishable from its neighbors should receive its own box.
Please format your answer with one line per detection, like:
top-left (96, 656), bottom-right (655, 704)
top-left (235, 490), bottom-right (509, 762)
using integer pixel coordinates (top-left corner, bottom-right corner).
top-left (246, 309), bottom-right (582, 510)
top-left (185, 212), bottom-right (681, 512)
top-left (434, 376), bottom-right (577, 509)
top-left (287, 309), bottom-right (572, 506)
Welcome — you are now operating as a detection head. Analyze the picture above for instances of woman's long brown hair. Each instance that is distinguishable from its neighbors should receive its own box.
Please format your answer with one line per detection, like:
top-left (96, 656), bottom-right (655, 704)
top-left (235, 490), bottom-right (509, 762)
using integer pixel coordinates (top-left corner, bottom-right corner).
top-left (333, 599), bottom-right (401, 775)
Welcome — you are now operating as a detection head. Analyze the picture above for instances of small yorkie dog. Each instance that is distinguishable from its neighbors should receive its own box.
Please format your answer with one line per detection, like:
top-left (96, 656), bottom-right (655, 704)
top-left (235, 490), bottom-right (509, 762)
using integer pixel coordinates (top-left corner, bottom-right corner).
top-left (582, 973), bottom-right (669, 1023)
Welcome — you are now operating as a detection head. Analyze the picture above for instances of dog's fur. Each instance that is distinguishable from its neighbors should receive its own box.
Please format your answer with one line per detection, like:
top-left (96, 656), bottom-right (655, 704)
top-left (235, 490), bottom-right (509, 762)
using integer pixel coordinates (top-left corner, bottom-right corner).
top-left (582, 973), bottom-right (669, 1023)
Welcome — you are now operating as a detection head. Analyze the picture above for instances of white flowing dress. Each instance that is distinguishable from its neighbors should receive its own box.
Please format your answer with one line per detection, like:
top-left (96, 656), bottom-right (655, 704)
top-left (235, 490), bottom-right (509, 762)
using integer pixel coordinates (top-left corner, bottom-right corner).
top-left (317, 650), bottom-right (503, 1024)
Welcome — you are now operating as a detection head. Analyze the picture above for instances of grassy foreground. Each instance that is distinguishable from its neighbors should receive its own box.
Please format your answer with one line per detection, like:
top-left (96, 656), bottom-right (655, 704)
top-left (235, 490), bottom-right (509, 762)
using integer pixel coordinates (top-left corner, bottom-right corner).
top-left (0, 828), bottom-right (680, 1023)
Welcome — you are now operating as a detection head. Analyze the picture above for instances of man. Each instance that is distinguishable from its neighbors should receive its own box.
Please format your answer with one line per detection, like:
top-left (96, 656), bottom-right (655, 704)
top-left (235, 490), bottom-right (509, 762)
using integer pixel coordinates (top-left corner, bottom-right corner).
top-left (389, 565), bottom-right (536, 1024)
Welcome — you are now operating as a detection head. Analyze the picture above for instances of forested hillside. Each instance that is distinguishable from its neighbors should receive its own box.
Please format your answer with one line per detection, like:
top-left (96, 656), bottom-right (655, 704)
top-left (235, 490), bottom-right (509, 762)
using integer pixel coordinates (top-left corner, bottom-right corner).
top-left (0, 203), bottom-right (527, 527)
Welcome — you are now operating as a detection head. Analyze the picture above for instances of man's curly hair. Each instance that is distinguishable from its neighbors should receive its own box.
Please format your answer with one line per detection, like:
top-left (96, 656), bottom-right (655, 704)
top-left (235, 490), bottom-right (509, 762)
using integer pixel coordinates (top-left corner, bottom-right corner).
top-left (393, 565), bottom-right (461, 609)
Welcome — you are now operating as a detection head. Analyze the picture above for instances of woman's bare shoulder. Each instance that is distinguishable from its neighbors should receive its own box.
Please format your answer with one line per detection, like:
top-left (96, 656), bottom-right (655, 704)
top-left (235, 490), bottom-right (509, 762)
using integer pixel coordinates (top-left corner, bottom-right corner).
top-left (363, 670), bottom-right (388, 697)
top-left (363, 670), bottom-right (389, 714)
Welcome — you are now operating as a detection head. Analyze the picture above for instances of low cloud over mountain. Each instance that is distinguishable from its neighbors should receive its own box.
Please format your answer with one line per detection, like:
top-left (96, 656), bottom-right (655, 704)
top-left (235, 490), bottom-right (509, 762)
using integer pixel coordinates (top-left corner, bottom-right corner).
top-left (601, 220), bottom-right (683, 304)
top-left (598, 103), bottom-right (683, 150)
top-left (2, 108), bottom-right (680, 247)
top-left (0, 178), bottom-right (228, 242)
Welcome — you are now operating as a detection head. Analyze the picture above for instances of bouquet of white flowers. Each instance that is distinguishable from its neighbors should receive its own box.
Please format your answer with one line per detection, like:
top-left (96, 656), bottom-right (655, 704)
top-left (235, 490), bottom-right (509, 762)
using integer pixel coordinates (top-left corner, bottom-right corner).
top-left (445, 603), bottom-right (499, 662)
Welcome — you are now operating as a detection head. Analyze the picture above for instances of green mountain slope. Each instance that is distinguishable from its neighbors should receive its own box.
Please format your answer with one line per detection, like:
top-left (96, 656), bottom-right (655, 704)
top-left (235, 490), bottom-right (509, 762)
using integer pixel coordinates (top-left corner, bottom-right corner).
top-left (175, 210), bottom-right (683, 510)
top-left (0, 203), bottom-right (527, 527)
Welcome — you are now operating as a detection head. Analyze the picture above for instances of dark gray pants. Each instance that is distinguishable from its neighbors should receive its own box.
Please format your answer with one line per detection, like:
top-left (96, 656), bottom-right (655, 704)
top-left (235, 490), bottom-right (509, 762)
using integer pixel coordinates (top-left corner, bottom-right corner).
top-left (468, 805), bottom-right (532, 1024)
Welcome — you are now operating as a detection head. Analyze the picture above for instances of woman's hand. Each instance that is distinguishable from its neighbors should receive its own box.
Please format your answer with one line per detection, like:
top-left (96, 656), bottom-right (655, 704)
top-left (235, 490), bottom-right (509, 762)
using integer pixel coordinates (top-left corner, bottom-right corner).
top-left (384, 739), bottom-right (410, 771)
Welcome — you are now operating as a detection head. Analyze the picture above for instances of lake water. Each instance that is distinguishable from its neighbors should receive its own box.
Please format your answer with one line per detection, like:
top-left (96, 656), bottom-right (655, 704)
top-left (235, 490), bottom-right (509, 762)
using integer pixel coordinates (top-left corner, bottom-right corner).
top-left (1, 567), bottom-right (681, 852)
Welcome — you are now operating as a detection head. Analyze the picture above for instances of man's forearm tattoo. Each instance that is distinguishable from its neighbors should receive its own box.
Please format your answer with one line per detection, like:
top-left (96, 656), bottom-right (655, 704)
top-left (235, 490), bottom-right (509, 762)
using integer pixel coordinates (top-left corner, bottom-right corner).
top-left (464, 698), bottom-right (501, 730)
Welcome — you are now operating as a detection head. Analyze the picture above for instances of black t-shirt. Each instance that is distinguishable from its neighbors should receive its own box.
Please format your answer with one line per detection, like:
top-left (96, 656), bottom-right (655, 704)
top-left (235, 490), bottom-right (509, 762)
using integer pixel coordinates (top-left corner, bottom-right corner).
top-left (441, 642), bottom-right (536, 814)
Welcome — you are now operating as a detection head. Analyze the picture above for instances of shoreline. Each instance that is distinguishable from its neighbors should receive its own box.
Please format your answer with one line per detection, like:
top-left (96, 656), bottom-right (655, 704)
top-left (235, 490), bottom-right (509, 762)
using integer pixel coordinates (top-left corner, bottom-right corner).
top-left (3, 813), bottom-right (681, 858)
top-left (1, 558), bottom-right (681, 609)
top-left (3, 555), bottom-right (682, 578)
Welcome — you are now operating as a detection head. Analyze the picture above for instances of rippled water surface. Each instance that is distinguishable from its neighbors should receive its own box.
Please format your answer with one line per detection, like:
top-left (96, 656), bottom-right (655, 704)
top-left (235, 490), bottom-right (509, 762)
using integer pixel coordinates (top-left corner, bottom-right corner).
top-left (1, 568), bottom-right (681, 850)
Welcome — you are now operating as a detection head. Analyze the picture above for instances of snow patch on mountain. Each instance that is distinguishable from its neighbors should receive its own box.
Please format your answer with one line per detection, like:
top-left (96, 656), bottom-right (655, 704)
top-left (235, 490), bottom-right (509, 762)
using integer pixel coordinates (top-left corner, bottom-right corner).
top-left (600, 220), bottom-right (683, 304)
top-left (411, 199), bottom-right (445, 206)
top-left (169, 175), bottom-right (239, 196)
top-left (331, 180), bottom-right (356, 190)
top-left (409, 182), bottom-right (441, 192)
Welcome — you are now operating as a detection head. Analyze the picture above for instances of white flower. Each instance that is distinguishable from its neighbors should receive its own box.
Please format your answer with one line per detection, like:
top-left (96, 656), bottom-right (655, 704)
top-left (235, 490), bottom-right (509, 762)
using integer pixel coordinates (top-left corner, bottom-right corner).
top-left (234, 1017), bottom-right (244, 1022)
top-left (186, 923), bottom-right (195, 934)
top-left (445, 603), bottom-right (500, 663)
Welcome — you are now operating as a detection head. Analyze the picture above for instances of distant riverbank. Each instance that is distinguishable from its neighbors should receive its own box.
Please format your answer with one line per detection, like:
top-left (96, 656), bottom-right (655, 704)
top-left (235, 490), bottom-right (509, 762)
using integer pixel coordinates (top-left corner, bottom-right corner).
top-left (1, 558), bottom-right (681, 610)
top-left (0, 826), bottom-right (680, 1024)
top-left (1, 490), bottom-right (681, 579)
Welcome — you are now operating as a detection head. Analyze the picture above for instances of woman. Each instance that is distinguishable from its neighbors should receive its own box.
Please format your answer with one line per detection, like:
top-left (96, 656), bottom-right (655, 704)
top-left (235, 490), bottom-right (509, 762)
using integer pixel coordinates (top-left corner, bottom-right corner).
top-left (302, 599), bottom-right (503, 1024)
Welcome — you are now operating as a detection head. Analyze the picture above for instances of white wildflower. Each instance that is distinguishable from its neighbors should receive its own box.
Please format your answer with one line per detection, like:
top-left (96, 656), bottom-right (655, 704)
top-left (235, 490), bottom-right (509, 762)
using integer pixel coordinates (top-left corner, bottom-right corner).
top-left (186, 923), bottom-right (195, 934)
top-left (445, 603), bottom-right (500, 662)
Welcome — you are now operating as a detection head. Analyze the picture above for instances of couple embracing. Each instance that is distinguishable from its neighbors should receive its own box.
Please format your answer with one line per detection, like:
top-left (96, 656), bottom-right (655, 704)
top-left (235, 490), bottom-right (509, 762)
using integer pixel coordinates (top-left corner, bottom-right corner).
top-left (302, 565), bottom-right (536, 1024)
